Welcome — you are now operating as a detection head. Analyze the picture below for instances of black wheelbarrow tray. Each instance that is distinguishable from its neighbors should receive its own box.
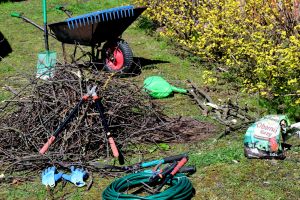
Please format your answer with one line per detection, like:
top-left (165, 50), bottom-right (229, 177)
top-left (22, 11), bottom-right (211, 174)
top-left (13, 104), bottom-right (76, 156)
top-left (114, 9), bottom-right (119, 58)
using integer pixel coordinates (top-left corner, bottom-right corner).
top-left (48, 5), bottom-right (146, 73)
top-left (48, 6), bottom-right (146, 46)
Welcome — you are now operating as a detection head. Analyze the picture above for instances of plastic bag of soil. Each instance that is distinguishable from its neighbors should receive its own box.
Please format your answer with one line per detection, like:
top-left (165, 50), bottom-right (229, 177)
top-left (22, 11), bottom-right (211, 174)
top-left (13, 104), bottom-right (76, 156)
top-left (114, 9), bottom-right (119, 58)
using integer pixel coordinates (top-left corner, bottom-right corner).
top-left (243, 115), bottom-right (290, 159)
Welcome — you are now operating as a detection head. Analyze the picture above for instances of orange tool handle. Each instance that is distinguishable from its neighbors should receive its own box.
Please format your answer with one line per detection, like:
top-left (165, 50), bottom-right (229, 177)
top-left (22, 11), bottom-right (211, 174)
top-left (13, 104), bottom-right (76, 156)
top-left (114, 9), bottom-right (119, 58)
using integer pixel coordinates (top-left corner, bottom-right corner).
top-left (108, 137), bottom-right (119, 158)
top-left (39, 135), bottom-right (56, 154)
top-left (170, 157), bottom-right (188, 176)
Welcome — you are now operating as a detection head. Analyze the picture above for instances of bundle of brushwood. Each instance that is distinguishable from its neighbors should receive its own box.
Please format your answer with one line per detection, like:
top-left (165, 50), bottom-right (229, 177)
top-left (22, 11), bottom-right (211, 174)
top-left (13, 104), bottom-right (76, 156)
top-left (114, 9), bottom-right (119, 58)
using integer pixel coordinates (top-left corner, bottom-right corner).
top-left (0, 65), bottom-right (216, 174)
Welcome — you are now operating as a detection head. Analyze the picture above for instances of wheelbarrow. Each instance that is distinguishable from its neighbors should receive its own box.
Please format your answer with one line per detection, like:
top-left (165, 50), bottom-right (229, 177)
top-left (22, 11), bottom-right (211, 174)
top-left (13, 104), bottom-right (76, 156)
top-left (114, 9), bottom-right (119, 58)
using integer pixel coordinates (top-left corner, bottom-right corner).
top-left (11, 5), bottom-right (147, 73)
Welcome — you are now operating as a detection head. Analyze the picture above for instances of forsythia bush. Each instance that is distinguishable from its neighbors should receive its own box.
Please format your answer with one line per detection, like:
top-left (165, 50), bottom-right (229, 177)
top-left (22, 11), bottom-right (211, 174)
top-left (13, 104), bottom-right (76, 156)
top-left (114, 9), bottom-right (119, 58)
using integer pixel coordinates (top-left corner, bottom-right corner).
top-left (135, 0), bottom-right (300, 109)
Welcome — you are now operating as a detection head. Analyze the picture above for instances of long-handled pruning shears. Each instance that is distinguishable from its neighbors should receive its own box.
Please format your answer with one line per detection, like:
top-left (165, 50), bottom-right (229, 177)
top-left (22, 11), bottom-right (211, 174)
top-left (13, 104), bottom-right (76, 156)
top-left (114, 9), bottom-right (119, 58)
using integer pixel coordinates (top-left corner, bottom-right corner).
top-left (88, 153), bottom-right (193, 174)
top-left (39, 85), bottom-right (123, 164)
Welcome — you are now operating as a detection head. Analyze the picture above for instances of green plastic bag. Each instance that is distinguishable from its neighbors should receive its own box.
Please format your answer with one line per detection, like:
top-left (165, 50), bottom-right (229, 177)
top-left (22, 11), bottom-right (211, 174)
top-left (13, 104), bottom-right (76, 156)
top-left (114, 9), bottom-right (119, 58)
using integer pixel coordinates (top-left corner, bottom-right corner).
top-left (143, 76), bottom-right (187, 99)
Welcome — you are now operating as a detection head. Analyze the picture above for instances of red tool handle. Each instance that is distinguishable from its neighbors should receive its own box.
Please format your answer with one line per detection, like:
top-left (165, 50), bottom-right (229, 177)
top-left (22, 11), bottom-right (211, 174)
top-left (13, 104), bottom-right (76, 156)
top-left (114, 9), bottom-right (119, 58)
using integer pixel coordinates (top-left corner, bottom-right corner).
top-left (170, 157), bottom-right (188, 176)
top-left (39, 135), bottom-right (56, 154)
top-left (108, 137), bottom-right (119, 158)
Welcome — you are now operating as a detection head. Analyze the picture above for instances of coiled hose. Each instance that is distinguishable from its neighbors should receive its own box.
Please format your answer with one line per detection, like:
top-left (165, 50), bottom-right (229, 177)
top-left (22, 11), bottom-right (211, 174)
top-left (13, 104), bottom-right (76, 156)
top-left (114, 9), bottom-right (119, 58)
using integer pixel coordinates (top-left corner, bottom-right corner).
top-left (102, 171), bottom-right (194, 200)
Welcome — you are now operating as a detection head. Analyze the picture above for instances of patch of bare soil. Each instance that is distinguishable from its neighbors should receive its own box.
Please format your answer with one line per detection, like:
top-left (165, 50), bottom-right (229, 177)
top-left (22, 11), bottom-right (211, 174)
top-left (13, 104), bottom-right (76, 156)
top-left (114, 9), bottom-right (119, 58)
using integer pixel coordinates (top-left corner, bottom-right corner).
top-left (168, 117), bottom-right (218, 142)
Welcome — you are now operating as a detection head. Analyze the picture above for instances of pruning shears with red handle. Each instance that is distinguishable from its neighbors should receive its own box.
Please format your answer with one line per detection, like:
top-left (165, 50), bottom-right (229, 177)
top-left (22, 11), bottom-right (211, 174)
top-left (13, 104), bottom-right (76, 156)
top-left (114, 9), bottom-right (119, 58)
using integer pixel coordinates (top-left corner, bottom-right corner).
top-left (91, 86), bottom-right (124, 165)
top-left (39, 85), bottom-right (123, 164)
top-left (154, 156), bottom-right (189, 192)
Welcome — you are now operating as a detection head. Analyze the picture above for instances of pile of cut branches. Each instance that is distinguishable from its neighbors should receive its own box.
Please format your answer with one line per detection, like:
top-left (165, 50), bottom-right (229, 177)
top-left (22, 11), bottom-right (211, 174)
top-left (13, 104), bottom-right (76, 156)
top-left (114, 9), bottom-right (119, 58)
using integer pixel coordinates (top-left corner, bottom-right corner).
top-left (0, 65), bottom-right (216, 174)
top-left (187, 80), bottom-right (256, 138)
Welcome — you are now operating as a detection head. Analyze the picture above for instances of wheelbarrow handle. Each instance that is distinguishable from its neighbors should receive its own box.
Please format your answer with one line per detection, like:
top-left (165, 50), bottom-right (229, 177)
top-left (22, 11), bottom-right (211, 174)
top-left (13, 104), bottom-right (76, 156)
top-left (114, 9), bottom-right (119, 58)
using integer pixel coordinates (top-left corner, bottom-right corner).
top-left (11, 12), bottom-right (22, 18)
top-left (55, 5), bottom-right (73, 17)
top-left (10, 12), bottom-right (57, 39)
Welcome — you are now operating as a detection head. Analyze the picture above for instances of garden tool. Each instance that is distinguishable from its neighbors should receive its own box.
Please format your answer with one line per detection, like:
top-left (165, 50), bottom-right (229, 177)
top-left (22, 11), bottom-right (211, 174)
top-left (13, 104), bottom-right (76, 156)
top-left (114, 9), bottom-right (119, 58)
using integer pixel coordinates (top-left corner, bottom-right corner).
top-left (133, 155), bottom-right (189, 194)
top-left (91, 86), bottom-right (124, 165)
top-left (39, 85), bottom-right (124, 164)
top-left (154, 156), bottom-right (188, 193)
top-left (36, 0), bottom-right (57, 80)
top-left (143, 76), bottom-right (187, 99)
top-left (11, 5), bottom-right (146, 72)
top-left (102, 171), bottom-right (194, 199)
top-left (88, 153), bottom-right (191, 173)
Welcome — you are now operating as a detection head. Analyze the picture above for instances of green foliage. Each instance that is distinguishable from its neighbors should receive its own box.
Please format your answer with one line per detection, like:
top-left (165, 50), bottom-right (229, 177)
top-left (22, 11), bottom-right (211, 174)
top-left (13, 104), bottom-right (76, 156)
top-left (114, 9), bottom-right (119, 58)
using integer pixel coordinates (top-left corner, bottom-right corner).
top-left (157, 143), bottom-right (170, 151)
top-left (189, 142), bottom-right (244, 168)
top-left (0, 91), bottom-right (11, 102)
top-left (136, 0), bottom-right (300, 117)
top-left (259, 96), bottom-right (300, 121)
top-left (4, 180), bottom-right (46, 199)
top-left (136, 16), bottom-right (157, 33)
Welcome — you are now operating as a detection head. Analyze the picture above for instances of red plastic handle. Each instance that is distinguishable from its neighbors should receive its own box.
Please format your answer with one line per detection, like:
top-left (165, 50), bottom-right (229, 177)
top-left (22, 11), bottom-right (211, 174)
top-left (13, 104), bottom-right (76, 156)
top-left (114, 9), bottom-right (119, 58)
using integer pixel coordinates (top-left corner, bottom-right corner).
top-left (39, 135), bottom-right (56, 154)
top-left (171, 157), bottom-right (188, 176)
top-left (108, 137), bottom-right (119, 158)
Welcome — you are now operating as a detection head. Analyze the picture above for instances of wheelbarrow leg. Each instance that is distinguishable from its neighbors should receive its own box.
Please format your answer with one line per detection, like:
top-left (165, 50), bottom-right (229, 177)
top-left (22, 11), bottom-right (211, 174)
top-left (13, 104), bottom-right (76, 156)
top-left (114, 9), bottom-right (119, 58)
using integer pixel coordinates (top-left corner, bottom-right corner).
top-left (91, 45), bottom-right (95, 62)
top-left (62, 43), bottom-right (67, 64)
top-left (95, 46), bottom-right (100, 63)
top-left (71, 44), bottom-right (78, 63)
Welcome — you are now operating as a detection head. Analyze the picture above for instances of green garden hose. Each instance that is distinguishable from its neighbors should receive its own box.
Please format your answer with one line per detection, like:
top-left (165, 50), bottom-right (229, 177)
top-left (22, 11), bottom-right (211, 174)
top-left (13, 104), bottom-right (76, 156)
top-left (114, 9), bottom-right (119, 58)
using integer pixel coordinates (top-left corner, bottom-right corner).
top-left (102, 171), bottom-right (194, 200)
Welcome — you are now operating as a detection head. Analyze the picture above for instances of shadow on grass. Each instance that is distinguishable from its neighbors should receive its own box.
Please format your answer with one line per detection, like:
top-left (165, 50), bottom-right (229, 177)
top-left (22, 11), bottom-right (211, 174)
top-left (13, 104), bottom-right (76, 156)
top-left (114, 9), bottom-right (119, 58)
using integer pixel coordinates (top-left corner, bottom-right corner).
top-left (56, 56), bottom-right (170, 78)
top-left (133, 56), bottom-right (169, 69)
top-left (129, 56), bottom-right (170, 76)
top-left (0, 31), bottom-right (12, 61)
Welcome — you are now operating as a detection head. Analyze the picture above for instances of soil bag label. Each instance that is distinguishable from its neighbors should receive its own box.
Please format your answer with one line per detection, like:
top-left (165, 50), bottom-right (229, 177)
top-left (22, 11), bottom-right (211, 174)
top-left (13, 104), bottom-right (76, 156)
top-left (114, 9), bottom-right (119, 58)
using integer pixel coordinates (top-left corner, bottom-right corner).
top-left (253, 118), bottom-right (280, 140)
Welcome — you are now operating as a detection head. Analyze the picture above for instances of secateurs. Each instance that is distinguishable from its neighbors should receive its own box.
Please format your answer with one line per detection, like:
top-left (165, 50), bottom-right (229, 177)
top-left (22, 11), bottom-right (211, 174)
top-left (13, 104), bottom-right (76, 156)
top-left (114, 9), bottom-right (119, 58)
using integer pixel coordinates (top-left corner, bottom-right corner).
top-left (101, 154), bottom-right (195, 199)
top-left (88, 153), bottom-right (193, 173)
top-left (39, 85), bottom-right (124, 165)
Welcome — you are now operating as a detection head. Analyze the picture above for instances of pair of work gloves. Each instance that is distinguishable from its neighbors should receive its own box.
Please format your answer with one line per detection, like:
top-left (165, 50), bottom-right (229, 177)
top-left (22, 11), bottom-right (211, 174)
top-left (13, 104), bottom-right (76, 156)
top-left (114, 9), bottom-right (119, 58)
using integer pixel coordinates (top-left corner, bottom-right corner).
top-left (41, 166), bottom-right (88, 188)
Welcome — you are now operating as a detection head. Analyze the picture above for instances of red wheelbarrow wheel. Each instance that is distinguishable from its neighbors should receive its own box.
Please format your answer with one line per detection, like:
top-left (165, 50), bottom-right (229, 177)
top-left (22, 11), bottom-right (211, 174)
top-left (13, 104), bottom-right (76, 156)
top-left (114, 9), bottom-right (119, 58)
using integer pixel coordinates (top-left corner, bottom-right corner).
top-left (101, 39), bottom-right (133, 73)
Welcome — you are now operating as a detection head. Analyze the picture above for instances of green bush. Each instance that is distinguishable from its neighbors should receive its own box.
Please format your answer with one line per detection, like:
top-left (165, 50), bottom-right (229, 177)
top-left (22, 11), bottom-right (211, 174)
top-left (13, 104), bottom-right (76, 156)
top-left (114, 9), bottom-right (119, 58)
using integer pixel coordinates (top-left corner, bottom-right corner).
top-left (135, 0), bottom-right (300, 118)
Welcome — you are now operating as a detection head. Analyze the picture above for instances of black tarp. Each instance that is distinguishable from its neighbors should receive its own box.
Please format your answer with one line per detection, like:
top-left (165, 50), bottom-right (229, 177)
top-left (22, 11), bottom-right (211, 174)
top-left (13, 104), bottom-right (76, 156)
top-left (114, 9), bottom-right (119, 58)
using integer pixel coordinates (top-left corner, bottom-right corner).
top-left (0, 31), bottom-right (12, 61)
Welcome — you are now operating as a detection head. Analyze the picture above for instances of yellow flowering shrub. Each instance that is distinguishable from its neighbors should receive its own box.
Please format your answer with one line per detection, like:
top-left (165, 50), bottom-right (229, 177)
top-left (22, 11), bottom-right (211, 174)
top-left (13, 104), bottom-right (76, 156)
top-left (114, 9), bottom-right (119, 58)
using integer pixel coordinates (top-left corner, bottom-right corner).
top-left (202, 70), bottom-right (218, 85)
top-left (135, 0), bottom-right (300, 113)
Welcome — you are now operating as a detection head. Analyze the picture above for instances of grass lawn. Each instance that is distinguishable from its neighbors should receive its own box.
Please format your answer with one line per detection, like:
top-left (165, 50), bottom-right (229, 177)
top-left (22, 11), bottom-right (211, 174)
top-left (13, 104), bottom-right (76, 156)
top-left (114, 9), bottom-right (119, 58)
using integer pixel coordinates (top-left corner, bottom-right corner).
top-left (0, 0), bottom-right (299, 199)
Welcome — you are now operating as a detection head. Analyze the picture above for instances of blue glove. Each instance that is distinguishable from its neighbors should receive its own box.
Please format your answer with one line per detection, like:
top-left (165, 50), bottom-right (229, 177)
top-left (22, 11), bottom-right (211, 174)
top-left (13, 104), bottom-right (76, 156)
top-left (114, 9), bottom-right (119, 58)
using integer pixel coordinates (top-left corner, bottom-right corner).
top-left (41, 167), bottom-right (63, 187)
top-left (62, 166), bottom-right (88, 187)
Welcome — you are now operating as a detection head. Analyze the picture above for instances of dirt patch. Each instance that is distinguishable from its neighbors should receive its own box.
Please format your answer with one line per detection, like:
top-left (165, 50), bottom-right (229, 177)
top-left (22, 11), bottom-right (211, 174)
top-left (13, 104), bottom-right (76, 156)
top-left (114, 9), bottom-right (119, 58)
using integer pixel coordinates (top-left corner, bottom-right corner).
top-left (144, 117), bottom-right (217, 143)
top-left (167, 117), bottom-right (218, 142)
